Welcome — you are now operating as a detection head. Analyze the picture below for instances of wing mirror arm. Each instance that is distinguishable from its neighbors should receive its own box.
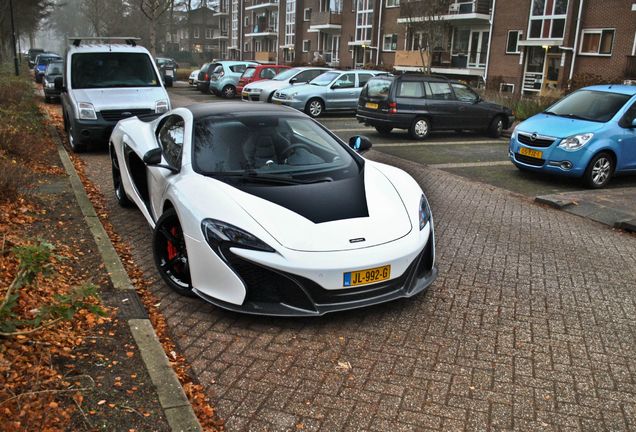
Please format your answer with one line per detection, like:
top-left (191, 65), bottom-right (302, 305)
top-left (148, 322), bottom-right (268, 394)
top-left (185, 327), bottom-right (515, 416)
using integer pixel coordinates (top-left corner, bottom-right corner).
top-left (143, 148), bottom-right (178, 173)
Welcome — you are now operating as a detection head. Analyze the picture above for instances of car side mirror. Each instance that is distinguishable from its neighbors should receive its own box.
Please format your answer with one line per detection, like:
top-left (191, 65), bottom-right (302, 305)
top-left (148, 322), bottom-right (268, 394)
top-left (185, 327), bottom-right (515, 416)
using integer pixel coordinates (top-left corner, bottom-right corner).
top-left (143, 148), bottom-right (162, 165)
top-left (54, 77), bottom-right (64, 91)
top-left (289, 77), bottom-right (297, 84)
top-left (164, 76), bottom-right (173, 87)
top-left (632, 118), bottom-right (636, 128)
top-left (349, 135), bottom-right (372, 154)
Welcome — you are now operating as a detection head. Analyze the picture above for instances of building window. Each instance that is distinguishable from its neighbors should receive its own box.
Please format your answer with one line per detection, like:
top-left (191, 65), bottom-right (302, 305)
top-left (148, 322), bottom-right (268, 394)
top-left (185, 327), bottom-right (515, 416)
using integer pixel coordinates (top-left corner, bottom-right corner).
top-left (383, 34), bottom-right (397, 51)
top-left (580, 29), bottom-right (615, 55)
top-left (528, 0), bottom-right (568, 39)
top-left (303, 40), bottom-right (311, 52)
top-left (205, 28), bottom-right (212, 39)
top-left (304, 8), bottom-right (311, 21)
top-left (355, 0), bottom-right (373, 42)
top-left (506, 30), bottom-right (521, 54)
top-left (500, 83), bottom-right (515, 93)
top-left (193, 27), bottom-right (200, 39)
top-left (244, 42), bottom-right (250, 52)
top-left (285, 0), bottom-right (296, 46)
top-left (386, 0), bottom-right (399, 7)
top-left (244, 16), bottom-right (249, 27)
top-left (285, 49), bottom-right (295, 62)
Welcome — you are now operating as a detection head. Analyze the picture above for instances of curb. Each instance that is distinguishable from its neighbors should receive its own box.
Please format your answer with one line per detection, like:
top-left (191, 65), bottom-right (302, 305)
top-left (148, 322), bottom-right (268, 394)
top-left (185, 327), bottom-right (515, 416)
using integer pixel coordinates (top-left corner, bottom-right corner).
top-left (48, 122), bottom-right (203, 432)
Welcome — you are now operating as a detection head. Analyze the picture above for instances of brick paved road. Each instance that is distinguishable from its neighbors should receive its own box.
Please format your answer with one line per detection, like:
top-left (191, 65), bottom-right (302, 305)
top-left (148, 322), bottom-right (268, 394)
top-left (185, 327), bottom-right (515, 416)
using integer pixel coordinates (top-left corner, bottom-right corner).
top-left (76, 140), bottom-right (636, 431)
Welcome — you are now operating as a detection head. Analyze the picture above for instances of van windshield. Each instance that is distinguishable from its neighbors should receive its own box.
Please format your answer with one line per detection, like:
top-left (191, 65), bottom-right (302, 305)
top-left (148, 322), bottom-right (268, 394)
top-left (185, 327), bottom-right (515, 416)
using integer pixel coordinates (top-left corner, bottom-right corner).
top-left (71, 52), bottom-right (160, 89)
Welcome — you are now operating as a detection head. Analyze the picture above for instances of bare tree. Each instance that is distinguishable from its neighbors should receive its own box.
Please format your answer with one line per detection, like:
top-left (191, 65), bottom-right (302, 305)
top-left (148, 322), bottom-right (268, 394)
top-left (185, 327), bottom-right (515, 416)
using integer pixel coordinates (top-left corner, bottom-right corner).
top-left (137, 0), bottom-right (174, 55)
top-left (401, 0), bottom-right (452, 74)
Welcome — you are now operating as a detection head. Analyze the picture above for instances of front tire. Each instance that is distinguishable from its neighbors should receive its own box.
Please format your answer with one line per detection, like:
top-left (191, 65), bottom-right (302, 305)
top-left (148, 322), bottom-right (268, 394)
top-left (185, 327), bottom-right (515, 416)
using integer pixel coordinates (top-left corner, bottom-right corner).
top-left (305, 98), bottom-right (324, 118)
top-left (584, 152), bottom-right (614, 189)
top-left (67, 118), bottom-right (86, 153)
top-left (488, 115), bottom-right (505, 138)
top-left (409, 117), bottom-right (430, 140)
top-left (153, 208), bottom-right (195, 297)
top-left (111, 150), bottom-right (133, 207)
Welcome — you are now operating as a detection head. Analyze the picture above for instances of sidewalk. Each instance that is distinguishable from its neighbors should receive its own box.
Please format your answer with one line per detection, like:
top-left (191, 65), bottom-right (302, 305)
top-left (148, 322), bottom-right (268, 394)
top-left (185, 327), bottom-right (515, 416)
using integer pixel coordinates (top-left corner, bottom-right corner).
top-left (536, 187), bottom-right (636, 232)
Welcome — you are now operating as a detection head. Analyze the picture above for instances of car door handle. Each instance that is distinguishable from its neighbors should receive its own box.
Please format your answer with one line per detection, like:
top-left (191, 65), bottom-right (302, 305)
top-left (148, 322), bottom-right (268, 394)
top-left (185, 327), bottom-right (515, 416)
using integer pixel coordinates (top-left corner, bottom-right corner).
top-left (458, 106), bottom-right (466, 112)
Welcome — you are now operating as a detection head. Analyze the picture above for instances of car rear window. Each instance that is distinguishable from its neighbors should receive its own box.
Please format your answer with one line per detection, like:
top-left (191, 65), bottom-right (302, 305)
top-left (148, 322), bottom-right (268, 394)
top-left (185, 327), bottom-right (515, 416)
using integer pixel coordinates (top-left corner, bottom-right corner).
top-left (366, 78), bottom-right (392, 99)
top-left (230, 64), bottom-right (247, 73)
top-left (546, 90), bottom-right (631, 122)
top-left (397, 81), bottom-right (425, 98)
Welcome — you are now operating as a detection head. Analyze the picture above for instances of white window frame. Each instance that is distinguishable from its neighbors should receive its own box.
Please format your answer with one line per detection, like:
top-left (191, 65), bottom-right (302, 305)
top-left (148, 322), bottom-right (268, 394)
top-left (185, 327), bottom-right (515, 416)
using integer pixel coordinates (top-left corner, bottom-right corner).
top-left (506, 30), bottom-right (522, 54)
top-left (382, 34), bottom-right (397, 52)
top-left (386, 0), bottom-right (399, 7)
top-left (499, 83), bottom-right (515, 93)
top-left (303, 39), bottom-right (311, 52)
top-left (285, 0), bottom-right (296, 46)
top-left (193, 27), bottom-right (200, 39)
top-left (579, 28), bottom-right (615, 56)
top-left (304, 8), bottom-right (311, 21)
top-left (355, 0), bottom-right (373, 43)
top-left (244, 16), bottom-right (249, 27)
top-left (527, 0), bottom-right (568, 40)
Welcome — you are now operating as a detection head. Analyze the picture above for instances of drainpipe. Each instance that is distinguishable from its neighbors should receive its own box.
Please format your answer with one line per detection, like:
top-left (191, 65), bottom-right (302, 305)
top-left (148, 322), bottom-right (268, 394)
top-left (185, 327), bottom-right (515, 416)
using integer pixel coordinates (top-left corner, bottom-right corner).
top-left (568, 0), bottom-right (584, 86)
top-left (239, 0), bottom-right (243, 60)
top-left (483, 0), bottom-right (496, 85)
top-left (276, 3), bottom-right (280, 64)
top-left (376, 0), bottom-right (383, 65)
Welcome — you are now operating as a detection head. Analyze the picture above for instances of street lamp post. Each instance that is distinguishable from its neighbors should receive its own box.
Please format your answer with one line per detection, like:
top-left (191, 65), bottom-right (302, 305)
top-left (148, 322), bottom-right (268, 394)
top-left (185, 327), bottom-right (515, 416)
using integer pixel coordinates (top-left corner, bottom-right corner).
top-left (9, 0), bottom-right (20, 76)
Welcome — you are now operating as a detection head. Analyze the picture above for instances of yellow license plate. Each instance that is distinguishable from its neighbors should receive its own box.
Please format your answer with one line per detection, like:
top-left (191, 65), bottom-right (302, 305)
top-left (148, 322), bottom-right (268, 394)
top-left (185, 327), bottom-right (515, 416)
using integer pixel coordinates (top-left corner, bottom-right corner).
top-left (273, 100), bottom-right (282, 105)
top-left (519, 146), bottom-right (543, 159)
top-left (365, 102), bottom-right (379, 109)
top-left (343, 265), bottom-right (391, 287)
top-left (242, 91), bottom-right (247, 97)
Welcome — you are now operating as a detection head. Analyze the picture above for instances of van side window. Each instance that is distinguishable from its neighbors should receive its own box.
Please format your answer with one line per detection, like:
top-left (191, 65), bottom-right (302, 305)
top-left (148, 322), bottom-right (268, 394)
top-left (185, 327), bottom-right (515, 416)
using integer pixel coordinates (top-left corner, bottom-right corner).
top-left (425, 82), bottom-right (455, 100)
top-left (397, 81), bottom-right (425, 98)
top-left (157, 115), bottom-right (185, 168)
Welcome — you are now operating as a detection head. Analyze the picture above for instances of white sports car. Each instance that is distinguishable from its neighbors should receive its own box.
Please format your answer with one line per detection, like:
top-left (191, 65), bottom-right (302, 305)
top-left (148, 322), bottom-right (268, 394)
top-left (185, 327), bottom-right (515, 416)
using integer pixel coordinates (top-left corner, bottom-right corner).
top-left (109, 102), bottom-right (437, 316)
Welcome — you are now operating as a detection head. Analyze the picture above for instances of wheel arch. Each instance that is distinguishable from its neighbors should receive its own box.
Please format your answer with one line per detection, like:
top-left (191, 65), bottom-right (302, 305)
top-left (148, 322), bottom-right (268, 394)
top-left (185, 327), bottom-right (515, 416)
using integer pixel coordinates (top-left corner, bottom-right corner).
top-left (590, 148), bottom-right (617, 172)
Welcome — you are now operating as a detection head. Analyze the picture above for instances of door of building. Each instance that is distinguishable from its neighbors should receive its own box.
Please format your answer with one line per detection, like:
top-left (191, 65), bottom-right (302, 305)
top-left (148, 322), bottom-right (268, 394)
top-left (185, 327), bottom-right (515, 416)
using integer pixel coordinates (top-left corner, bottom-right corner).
top-left (542, 53), bottom-right (562, 95)
top-left (522, 46), bottom-right (545, 93)
top-left (468, 30), bottom-right (489, 68)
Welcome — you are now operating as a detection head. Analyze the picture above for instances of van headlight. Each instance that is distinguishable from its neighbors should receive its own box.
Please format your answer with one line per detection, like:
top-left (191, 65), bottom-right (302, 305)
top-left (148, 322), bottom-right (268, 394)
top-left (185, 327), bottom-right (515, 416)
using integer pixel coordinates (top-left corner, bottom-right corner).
top-left (155, 100), bottom-right (169, 113)
top-left (78, 102), bottom-right (97, 120)
top-left (419, 194), bottom-right (431, 230)
top-left (558, 133), bottom-right (594, 151)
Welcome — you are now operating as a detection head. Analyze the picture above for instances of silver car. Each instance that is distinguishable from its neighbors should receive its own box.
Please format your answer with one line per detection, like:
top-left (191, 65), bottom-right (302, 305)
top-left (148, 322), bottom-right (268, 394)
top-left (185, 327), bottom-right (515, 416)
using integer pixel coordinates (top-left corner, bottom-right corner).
top-left (271, 70), bottom-right (387, 118)
top-left (242, 67), bottom-right (331, 103)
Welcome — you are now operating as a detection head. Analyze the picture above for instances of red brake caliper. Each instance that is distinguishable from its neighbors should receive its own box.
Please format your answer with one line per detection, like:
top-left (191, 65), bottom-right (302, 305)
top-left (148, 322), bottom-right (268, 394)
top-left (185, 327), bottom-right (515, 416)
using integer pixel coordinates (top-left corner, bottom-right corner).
top-left (166, 226), bottom-right (178, 262)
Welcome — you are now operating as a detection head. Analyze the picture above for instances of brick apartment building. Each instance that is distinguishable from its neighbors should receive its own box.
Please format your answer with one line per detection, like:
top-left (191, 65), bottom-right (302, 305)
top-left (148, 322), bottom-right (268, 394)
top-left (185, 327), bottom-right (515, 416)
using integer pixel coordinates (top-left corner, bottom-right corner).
top-left (173, 0), bottom-right (636, 94)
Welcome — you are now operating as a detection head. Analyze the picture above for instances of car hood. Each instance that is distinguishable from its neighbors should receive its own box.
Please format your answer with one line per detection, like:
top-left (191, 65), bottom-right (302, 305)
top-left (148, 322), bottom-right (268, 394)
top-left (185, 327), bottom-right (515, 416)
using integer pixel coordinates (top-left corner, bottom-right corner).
top-left (518, 113), bottom-right (605, 139)
top-left (72, 87), bottom-right (168, 110)
top-left (215, 164), bottom-right (412, 252)
top-left (276, 83), bottom-right (321, 97)
top-left (246, 79), bottom-right (297, 92)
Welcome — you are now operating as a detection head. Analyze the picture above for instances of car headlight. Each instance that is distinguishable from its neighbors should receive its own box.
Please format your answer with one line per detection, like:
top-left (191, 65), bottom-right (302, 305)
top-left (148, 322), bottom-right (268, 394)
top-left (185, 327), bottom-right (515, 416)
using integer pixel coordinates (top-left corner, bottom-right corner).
top-left (201, 219), bottom-right (275, 252)
top-left (558, 133), bottom-right (594, 151)
top-left (251, 88), bottom-right (262, 93)
top-left (78, 102), bottom-right (97, 120)
top-left (419, 194), bottom-right (431, 230)
top-left (155, 100), bottom-right (169, 113)
top-left (511, 126), bottom-right (518, 140)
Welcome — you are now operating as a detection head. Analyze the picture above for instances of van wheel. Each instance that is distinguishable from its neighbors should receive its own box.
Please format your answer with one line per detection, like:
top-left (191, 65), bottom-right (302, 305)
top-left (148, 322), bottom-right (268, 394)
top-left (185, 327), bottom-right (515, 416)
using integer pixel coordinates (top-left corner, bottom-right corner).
top-left (488, 116), bottom-right (504, 138)
top-left (305, 98), bottom-right (324, 118)
top-left (67, 120), bottom-right (86, 153)
top-left (375, 126), bottom-right (393, 136)
top-left (222, 85), bottom-right (236, 98)
top-left (583, 152), bottom-right (614, 189)
top-left (409, 118), bottom-right (430, 140)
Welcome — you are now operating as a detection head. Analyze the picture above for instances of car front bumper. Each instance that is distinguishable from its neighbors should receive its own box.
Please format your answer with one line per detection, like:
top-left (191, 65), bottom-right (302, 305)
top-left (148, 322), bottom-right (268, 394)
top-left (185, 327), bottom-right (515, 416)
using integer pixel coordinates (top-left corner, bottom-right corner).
top-left (508, 134), bottom-right (588, 176)
top-left (270, 96), bottom-right (305, 111)
top-left (241, 90), bottom-right (266, 102)
top-left (188, 220), bottom-right (436, 317)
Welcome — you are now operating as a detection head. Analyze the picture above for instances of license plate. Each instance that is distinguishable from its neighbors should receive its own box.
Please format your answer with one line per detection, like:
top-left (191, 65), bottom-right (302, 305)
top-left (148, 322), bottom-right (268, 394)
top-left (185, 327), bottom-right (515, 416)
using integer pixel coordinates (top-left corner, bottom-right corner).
top-left (166, 70), bottom-right (174, 77)
top-left (273, 100), bottom-right (282, 105)
top-left (343, 265), bottom-right (391, 287)
top-left (242, 91), bottom-right (248, 97)
top-left (519, 147), bottom-right (543, 159)
top-left (365, 102), bottom-right (379, 109)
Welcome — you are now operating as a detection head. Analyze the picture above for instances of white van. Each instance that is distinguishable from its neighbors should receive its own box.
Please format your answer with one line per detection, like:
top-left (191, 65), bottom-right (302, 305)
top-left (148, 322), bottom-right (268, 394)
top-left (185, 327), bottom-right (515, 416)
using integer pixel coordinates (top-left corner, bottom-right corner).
top-left (57, 37), bottom-right (171, 152)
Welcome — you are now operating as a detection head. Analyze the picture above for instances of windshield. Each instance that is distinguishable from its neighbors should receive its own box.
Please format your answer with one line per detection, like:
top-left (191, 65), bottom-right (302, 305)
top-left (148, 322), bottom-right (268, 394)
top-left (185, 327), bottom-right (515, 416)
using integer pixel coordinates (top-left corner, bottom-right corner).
top-left (310, 71), bottom-right (339, 86)
top-left (38, 56), bottom-right (60, 65)
top-left (242, 67), bottom-right (256, 78)
top-left (273, 68), bottom-right (302, 81)
top-left (366, 78), bottom-right (392, 99)
top-left (192, 115), bottom-right (357, 182)
top-left (46, 63), bottom-right (63, 75)
top-left (546, 90), bottom-right (631, 122)
top-left (71, 52), bottom-right (160, 89)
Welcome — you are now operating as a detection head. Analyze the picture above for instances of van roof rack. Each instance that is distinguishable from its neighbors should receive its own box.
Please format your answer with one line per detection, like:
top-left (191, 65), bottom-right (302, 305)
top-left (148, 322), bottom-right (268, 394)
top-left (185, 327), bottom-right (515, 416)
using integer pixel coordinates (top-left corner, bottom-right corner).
top-left (69, 37), bottom-right (141, 47)
top-left (400, 71), bottom-right (450, 80)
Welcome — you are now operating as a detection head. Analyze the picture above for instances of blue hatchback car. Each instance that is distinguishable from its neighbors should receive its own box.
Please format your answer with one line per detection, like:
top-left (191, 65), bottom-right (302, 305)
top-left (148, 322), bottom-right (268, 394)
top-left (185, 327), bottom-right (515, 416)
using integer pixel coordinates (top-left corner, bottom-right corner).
top-left (509, 85), bottom-right (636, 188)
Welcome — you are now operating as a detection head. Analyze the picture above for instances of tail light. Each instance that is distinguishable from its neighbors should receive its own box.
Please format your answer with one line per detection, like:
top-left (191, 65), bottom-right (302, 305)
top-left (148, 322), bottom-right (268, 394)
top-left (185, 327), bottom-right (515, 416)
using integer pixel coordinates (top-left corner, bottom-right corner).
top-left (389, 102), bottom-right (398, 114)
top-left (204, 73), bottom-right (208, 80)
top-left (219, 71), bottom-right (225, 77)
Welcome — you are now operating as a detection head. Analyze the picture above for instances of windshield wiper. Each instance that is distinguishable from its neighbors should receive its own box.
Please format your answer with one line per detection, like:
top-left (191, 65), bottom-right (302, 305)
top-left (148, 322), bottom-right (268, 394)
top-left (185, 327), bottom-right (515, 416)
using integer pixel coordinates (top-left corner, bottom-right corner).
top-left (543, 110), bottom-right (557, 116)
top-left (559, 113), bottom-right (596, 122)
top-left (213, 171), bottom-right (332, 185)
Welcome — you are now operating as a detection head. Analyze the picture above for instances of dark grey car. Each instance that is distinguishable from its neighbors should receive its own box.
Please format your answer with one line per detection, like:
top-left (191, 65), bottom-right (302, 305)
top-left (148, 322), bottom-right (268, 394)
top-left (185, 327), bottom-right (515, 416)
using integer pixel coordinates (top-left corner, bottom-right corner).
top-left (43, 61), bottom-right (64, 102)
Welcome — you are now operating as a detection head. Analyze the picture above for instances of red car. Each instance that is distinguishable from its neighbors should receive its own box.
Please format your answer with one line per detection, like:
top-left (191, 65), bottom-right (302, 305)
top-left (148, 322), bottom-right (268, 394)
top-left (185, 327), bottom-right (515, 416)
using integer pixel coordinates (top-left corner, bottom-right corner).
top-left (237, 65), bottom-right (290, 95)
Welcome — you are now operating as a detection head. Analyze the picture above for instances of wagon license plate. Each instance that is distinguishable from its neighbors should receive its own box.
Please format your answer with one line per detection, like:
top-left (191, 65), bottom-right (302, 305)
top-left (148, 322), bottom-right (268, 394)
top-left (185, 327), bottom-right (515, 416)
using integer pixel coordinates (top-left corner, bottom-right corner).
top-left (242, 91), bottom-right (248, 97)
top-left (273, 99), bottom-right (282, 105)
top-left (519, 146), bottom-right (543, 159)
top-left (166, 70), bottom-right (174, 77)
top-left (343, 265), bottom-right (391, 287)
top-left (365, 102), bottom-right (379, 109)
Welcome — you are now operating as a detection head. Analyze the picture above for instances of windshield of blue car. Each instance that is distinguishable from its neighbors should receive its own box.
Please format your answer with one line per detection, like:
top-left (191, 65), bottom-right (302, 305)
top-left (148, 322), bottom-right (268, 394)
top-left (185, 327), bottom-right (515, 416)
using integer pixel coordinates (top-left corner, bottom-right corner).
top-left (70, 52), bottom-right (160, 89)
top-left (46, 63), bottom-right (63, 75)
top-left (273, 68), bottom-right (301, 81)
top-left (192, 115), bottom-right (358, 181)
top-left (38, 56), bottom-right (60, 66)
top-left (545, 90), bottom-right (631, 122)
top-left (309, 71), bottom-right (339, 86)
